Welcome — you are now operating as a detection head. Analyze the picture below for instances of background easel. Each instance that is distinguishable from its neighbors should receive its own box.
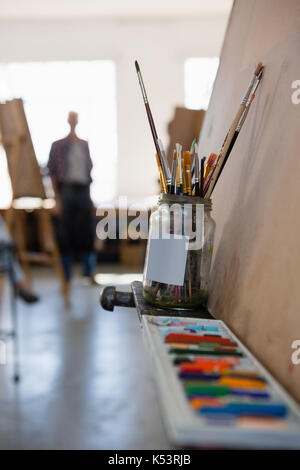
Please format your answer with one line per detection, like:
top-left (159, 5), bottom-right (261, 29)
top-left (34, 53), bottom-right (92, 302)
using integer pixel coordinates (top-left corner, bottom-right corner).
top-left (0, 98), bottom-right (69, 305)
top-left (166, 107), bottom-right (205, 165)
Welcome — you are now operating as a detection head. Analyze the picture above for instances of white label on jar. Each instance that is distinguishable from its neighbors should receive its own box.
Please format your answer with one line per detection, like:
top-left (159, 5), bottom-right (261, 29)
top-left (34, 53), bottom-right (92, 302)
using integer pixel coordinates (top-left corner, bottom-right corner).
top-left (145, 235), bottom-right (189, 286)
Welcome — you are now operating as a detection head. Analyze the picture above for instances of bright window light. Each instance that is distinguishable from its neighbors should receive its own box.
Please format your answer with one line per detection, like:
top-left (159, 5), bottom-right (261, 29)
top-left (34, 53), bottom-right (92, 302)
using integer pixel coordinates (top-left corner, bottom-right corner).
top-left (0, 60), bottom-right (117, 205)
top-left (184, 57), bottom-right (219, 110)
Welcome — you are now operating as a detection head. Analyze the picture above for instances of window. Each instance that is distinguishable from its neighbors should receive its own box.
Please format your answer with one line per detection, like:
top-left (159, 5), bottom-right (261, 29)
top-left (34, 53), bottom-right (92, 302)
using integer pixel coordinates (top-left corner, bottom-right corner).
top-left (0, 60), bottom-right (117, 206)
top-left (184, 57), bottom-right (219, 110)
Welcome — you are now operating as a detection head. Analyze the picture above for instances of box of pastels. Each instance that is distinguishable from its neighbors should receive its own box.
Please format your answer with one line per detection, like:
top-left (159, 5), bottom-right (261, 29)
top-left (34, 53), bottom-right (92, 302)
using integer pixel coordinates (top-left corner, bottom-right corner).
top-left (142, 315), bottom-right (300, 449)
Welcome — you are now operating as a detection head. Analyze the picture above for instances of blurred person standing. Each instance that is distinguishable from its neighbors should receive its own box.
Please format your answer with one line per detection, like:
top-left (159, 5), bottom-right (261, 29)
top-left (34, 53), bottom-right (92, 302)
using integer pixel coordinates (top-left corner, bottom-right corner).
top-left (47, 112), bottom-right (97, 284)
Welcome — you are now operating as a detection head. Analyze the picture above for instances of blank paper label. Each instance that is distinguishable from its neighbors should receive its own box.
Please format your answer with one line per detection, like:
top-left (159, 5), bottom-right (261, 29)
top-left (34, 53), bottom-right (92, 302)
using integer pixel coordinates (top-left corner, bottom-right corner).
top-left (145, 236), bottom-right (189, 286)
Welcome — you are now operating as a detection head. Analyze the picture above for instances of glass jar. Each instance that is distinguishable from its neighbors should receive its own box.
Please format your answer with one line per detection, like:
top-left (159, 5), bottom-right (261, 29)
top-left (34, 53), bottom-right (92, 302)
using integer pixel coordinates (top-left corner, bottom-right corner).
top-left (143, 194), bottom-right (215, 310)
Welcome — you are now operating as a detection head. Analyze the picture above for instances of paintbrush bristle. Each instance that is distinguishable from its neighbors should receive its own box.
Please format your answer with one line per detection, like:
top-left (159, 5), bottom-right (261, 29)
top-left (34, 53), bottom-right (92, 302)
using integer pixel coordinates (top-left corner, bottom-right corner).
top-left (190, 138), bottom-right (197, 153)
top-left (207, 152), bottom-right (217, 167)
top-left (176, 143), bottom-right (182, 154)
top-left (255, 62), bottom-right (263, 76)
top-left (135, 60), bottom-right (140, 72)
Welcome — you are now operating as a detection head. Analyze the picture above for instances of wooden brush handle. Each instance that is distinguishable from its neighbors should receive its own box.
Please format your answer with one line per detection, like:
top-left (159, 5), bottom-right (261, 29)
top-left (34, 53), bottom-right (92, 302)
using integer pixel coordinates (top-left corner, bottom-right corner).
top-left (205, 104), bottom-right (246, 197)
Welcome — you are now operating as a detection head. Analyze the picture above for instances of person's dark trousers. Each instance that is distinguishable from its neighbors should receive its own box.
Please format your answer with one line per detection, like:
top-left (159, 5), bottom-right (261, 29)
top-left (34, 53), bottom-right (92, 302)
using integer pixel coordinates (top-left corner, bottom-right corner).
top-left (82, 252), bottom-right (98, 278)
top-left (55, 183), bottom-right (96, 282)
top-left (61, 253), bottom-right (73, 283)
top-left (62, 252), bottom-right (98, 282)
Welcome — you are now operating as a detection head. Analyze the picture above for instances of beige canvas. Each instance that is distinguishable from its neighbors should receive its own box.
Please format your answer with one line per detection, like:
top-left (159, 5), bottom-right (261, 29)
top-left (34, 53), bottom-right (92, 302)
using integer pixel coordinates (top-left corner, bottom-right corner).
top-left (198, 0), bottom-right (300, 401)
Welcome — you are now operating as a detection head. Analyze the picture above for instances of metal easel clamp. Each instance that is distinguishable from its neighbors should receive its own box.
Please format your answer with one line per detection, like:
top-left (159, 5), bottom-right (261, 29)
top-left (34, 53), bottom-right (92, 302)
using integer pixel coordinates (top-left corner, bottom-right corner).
top-left (100, 286), bottom-right (135, 311)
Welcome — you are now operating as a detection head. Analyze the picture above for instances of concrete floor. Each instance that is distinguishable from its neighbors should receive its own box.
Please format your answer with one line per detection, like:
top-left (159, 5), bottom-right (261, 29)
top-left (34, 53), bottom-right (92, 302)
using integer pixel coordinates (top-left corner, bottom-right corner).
top-left (0, 266), bottom-right (171, 449)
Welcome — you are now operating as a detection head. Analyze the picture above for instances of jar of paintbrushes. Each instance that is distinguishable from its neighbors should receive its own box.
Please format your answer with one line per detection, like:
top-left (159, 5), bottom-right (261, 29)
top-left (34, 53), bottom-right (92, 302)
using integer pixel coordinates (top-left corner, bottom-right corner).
top-left (143, 194), bottom-right (215, 309)
top-left (135, 59), bottom-right (264, 309)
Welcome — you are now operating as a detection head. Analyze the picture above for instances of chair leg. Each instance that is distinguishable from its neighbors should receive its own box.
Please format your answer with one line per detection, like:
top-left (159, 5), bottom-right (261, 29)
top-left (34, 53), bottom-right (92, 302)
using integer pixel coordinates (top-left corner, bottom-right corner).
top-left (8, 254), bottom-right (20, 383)
top-left (11, 291), bottom-right (20, 383)
top-left (0, 275), bottom-right (4, 312)
top-left (15, 210), bottom-right (31, 286)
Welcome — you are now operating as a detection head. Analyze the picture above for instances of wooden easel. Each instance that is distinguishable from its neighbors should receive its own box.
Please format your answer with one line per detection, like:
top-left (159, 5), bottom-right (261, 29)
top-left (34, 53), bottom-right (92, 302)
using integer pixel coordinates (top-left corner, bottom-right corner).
top-left (166, 107), bottom-right (205, 166)
top-left (0, 99), bottom-right (69, 305)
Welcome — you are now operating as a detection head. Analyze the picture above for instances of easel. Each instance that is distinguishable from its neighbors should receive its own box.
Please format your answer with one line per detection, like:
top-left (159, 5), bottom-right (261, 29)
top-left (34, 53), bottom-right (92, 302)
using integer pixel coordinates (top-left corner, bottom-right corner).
top-left (166, 107), bottom-right (205, 165)
top-left (0, 99), bottom-right (69, 306)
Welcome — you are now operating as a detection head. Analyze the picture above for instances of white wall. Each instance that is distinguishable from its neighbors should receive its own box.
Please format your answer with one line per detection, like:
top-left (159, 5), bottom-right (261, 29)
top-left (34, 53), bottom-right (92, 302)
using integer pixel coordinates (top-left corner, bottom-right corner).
top-left (0, 17), bottom-right (228, 199)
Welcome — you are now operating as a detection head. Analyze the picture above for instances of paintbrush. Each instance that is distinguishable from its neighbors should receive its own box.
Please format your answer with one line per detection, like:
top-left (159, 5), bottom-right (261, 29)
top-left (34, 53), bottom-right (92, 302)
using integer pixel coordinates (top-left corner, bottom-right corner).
top-left (190, 138), bottom-right (197, 153)
top-left (176, 143), bottom-right (183, 195)
top-left (203, 153), bottom-right (218, 182)
top-left (194, 152), bottom-right (200, 196)
top-left (205, 62), bottom-right (264, 198)
top-left (212, 69), bottom-right (264, 190)
top-left (170, 150), bottom-right (177, 194)
top-left (183, 151), bottom-right (192, 196)
top-left (135, 60), bottom-right (170, 190)
top-left (155, 153), bottom-right (168, 193)
top-left (192, 143), bottom-right (199, 193)
top-left (182, 160), bottom-right (188, 195)
top-left (190, 138), bottom-right (197, 177)
top-left (200, 157), bottom-right (206, 197)
top-left (157, 138), bottom-right (171, 190)
top-left (203, 153), bottom-right (221, 196)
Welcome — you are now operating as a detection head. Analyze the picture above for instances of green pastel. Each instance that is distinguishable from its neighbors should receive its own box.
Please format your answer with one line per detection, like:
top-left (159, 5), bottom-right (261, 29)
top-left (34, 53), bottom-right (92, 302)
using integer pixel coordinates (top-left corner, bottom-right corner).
top-left (185, 384), bottom-right (230, 396)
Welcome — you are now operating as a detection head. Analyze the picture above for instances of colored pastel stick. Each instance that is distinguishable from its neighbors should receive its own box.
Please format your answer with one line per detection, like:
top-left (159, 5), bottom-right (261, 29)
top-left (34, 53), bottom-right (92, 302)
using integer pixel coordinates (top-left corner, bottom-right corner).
top-left (185, 384), bottom-right (230, 396)
top-left (224, 370), bottom-right (262, 378)
top-left (186, 325), bottom-right (219, 332)
top-left (181, 375), bottom-right (270, 399)
top-left (198, 343), bottom-right (225, 349)
top-left (168, 343), bottom-right (200, 350)
top-left (163, 327), bottom-right (222, 337)
top-left (180, 357), bottom-right (239, 371)
top-left (237, 416), bottom-right (288, 430)
top-left (219, 377), bottom-right (266, 390)
top-left (170, 348), bottom-right (243, 357)
top-left (203, 334), bottom-right (222, 338)
top-left (198, 403), bottom-right (287, 418)
top-left (173, 357), bottom-right (193, 365)
top-left (183, 376), bottom-right (266, 390)
top-left (188, 391), bottom-right (270, 400)
top-left (204, 346), bottom-right (239, 352)
top-left (190, 397), bottom-right (223, 409)
top-left (169, 343), bottom-right (240, 354)
top-left (169, 342), bottom-right (224, 350)
top-left (213, 350), bottom-right (244, 357)
top-left (198, 348), bottom-right (241, 356)
top-left (186, 384), bottom-right (270, 399)
top-left (179, 371), bottom-right (266, 383)
top-left (171, 349), bottom-right (237, 355)
top-left (181, 358), bottom-right (236, 367)
top-left (163, 328), bottom-right (221, 337)
top-left (165, 333), bottom-right (237, 346)
top-left (230, 389), bottom-right (270, 399)
top-left (168, 346), bottom-right (232, 356)
top-left (180, 365), bottom-right (229, 374)
top-left (179, 372), bottom-right (222, 380)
